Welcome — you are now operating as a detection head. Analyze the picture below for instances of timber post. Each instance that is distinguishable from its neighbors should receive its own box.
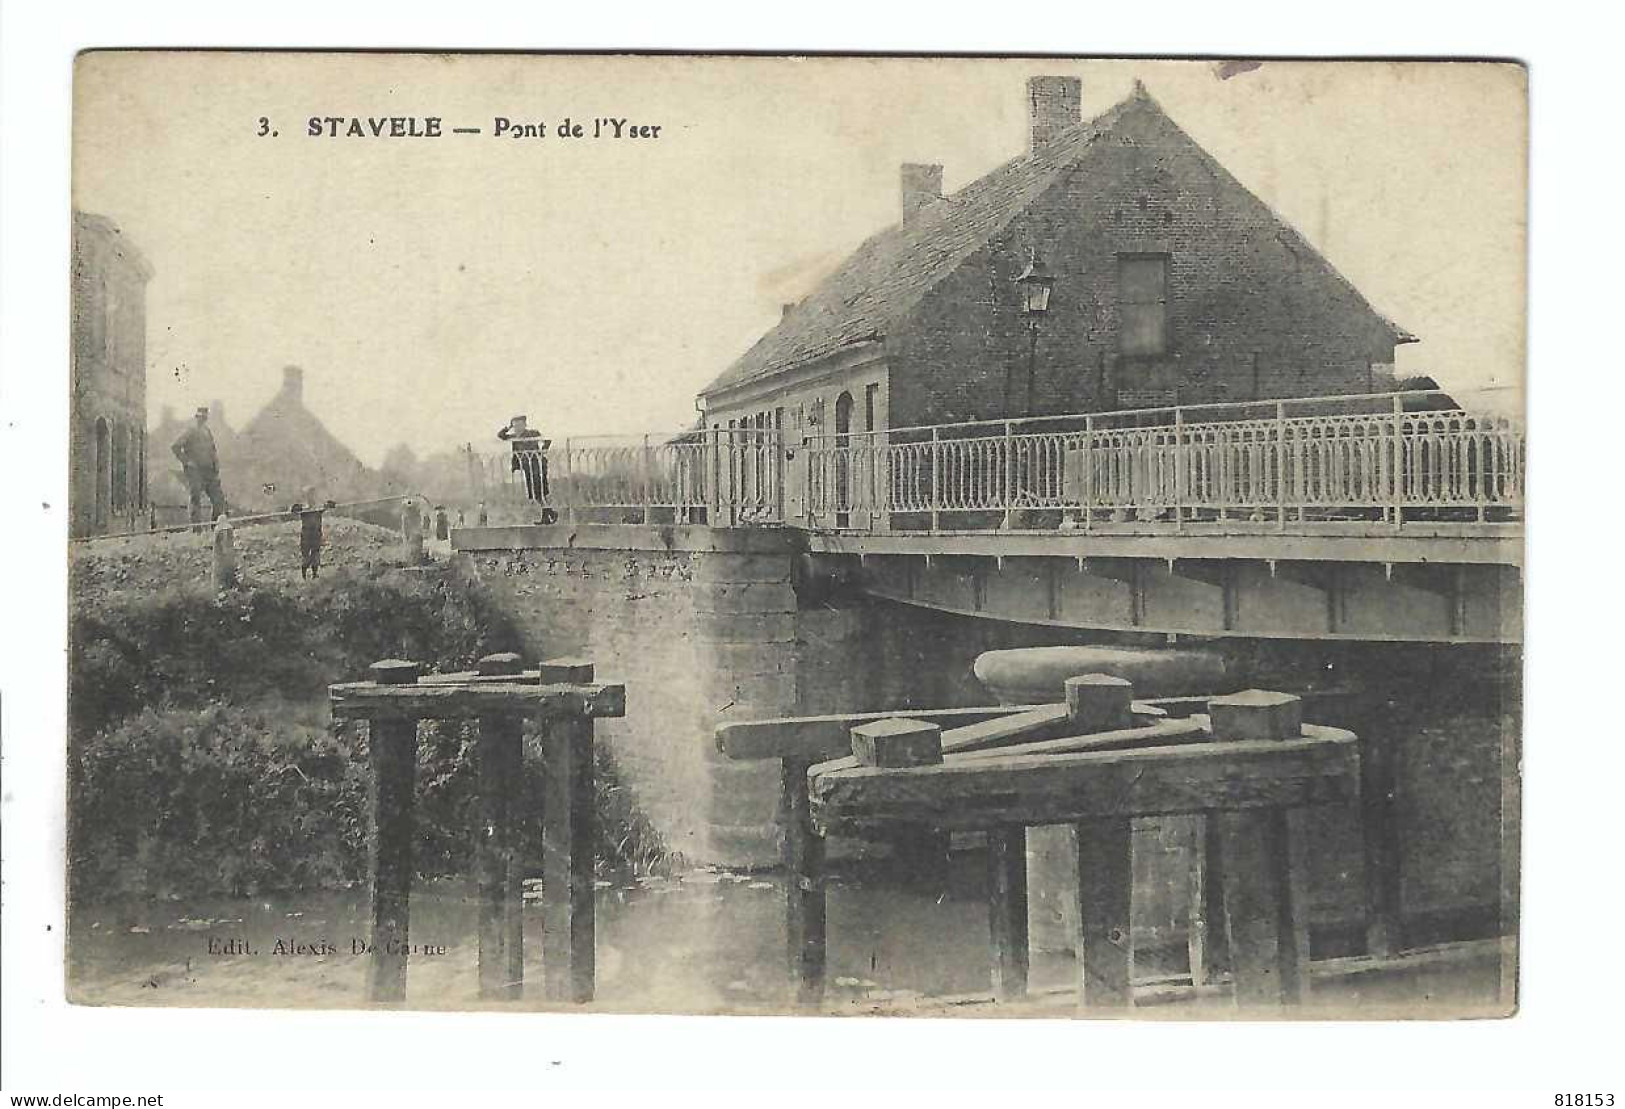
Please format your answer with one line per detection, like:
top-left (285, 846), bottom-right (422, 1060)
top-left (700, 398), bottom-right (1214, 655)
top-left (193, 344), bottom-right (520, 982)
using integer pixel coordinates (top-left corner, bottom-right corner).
top-left (365, 658), bottom-right (421, 1003)
top-left (538, 657), bottom-right (598, 1004)
top-left (474, 651), bottom-right (525, 1000)
top-left (781, 755), bottom-right (826, 1007)
top-left (330, 654), bottom-right (625, 1006)
top-left (1066, 675), bottom-right (1135, 1010)
top-left (211, 514), bottom-right (238, 590)
top-left (1209, 690), bottom-right (1313, 1007)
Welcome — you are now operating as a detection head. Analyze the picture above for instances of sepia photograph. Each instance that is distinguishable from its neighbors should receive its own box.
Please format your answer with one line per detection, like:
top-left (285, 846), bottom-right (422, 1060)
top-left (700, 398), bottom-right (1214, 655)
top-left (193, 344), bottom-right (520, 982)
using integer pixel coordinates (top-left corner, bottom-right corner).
top-left (61, 52), bottom-right (1525, 1022)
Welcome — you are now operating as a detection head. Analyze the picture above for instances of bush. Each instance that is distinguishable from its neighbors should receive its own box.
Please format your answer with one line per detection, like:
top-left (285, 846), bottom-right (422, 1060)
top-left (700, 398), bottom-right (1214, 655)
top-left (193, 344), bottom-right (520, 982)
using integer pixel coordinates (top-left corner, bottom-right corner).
top-left (69, 701), bottom-right (677, 902)
top-left (69, 564), bottom-right (525, 739)
top-left (68, 561), bottom-right (675, 901)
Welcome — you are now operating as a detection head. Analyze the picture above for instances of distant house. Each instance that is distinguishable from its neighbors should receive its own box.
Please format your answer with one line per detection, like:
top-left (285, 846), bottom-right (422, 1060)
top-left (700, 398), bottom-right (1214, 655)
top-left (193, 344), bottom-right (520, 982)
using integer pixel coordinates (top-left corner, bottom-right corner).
top-left (71, 212), bottom-right (153, 537)
top-left (150, 366), bottom-right (377, 516)
top-left (234, 366), bottom-right (376, 508)
top-left (696, 76), bottom-right (1415, 447)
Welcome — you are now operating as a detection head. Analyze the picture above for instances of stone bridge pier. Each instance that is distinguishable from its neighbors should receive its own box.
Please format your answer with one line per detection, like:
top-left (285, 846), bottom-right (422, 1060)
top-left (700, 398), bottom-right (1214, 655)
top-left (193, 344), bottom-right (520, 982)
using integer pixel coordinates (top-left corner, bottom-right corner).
top-left (455, 525), bottom-right (806, 865)
top-left (453, 523), bottom-right (1127, 866)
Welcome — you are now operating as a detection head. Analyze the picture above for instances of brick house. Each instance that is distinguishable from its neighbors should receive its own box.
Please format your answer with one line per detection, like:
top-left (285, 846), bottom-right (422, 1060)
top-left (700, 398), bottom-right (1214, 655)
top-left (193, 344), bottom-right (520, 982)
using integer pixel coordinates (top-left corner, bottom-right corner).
top-left (71, 211), bottom-right (153, 537)
top-left (696, 77), bottom-right (1414, 459)
top-left (151, 366), bottom-right (380, 516)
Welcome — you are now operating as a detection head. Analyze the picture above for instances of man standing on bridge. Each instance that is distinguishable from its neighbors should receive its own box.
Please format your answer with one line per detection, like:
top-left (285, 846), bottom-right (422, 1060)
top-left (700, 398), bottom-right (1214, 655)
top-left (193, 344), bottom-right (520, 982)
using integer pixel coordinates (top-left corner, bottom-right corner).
top-left (498, 414), bottom-right (556, 524)
top-left (172, 406), bottom-right (229, 529)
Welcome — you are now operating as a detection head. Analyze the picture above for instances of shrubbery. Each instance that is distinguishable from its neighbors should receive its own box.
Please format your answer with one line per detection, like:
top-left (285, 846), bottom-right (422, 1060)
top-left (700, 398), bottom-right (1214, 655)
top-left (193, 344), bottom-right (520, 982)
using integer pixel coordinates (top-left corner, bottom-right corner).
top-left (68, 562), bottom-right (674, 902)
top-left (69, 565), bottom-right (522, 738)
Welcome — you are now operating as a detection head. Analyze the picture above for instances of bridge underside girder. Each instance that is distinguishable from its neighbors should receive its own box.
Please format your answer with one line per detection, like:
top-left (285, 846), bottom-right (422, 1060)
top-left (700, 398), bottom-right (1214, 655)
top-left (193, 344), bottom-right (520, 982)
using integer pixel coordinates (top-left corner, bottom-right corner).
top-left (809, 551), bottom-right (1521, 644)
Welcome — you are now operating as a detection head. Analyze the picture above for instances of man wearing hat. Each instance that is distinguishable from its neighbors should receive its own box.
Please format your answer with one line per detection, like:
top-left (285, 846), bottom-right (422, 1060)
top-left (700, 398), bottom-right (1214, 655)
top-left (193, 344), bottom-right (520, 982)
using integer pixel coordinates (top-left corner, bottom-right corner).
top-left (172, 406), bottom-right (229, 527)
top-left (497, 414), bottom-right (556, 524)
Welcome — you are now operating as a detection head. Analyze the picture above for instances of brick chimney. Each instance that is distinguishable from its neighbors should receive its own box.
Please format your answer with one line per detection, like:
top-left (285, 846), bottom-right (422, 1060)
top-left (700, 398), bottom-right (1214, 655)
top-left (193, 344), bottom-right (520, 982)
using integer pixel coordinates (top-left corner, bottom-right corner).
top-left (781, 302), bottom-right (796, 321)
top-left (900, 163), bottom-right (943, 223)
top-left (282, 365), bottom-right (304, 403)
top-left (1028, 76), bottom-right (1082, 154)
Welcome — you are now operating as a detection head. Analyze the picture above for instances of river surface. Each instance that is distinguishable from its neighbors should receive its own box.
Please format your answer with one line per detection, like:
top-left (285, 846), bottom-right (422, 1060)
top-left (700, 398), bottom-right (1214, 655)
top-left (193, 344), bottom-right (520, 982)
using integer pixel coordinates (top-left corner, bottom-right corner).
top-left (69, 850), bottom-right (1503, 1016)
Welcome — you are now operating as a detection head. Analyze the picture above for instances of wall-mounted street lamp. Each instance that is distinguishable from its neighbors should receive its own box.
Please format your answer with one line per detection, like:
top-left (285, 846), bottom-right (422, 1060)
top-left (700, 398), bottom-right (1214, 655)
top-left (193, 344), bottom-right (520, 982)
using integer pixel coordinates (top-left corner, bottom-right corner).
top-left (1014, 248), bottom-right (1055, 414)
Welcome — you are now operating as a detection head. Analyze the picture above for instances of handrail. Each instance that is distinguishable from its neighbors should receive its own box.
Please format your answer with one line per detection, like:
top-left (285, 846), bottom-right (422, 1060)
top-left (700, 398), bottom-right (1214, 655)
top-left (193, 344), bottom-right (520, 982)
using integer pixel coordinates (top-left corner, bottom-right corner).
top-left (462, 389), bottom-right (1524, 533)
top-left (798, 387), bottom-right (1520, 443)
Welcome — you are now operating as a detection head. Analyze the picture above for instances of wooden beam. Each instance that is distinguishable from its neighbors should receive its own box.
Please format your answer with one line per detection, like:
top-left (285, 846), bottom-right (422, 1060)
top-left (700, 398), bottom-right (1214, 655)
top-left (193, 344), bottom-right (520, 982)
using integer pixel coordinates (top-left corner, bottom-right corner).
top-left (716, 704), bottom-right (1044, 762)
top-left (940, 704), bottom-right (1073, 755)
top-left (952, 718), bottom-right (1207, 761)
top-left (810, 728), bottom-right (1359, 834)
top-left (537, 658), bottom-right (597, 684)
top-left (850, 718), bottom-right (943, 767)
top-left (330, 681), bottom-right (626, 721)
top-left (419, 669), bottom-right (543, 686)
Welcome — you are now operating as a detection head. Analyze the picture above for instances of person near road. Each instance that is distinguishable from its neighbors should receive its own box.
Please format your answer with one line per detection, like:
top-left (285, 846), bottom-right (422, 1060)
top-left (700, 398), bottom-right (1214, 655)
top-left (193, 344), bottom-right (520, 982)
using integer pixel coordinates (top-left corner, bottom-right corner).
top-left (172, 406), bottom-right (229, 528)
top-left (498, 415), bottom-right (556, 524)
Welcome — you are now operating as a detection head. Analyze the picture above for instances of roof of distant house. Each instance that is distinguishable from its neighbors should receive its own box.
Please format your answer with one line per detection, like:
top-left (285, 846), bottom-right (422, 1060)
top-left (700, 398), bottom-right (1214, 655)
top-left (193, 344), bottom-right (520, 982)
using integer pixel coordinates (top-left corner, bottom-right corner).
top-left (699, 84), bottom-right (1414, 400)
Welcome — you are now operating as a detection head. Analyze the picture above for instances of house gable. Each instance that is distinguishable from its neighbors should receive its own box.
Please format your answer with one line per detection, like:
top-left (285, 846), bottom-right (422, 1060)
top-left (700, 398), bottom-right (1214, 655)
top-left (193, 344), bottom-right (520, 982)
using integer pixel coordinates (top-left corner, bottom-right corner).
top-left (701, 85), bottom-right (1412, 419)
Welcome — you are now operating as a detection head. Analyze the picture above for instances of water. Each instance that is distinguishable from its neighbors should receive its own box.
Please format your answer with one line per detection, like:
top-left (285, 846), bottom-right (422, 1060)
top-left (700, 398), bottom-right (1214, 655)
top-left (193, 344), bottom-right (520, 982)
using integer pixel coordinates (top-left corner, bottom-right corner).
top-left (70, 857), bottom-right (1009, 1012)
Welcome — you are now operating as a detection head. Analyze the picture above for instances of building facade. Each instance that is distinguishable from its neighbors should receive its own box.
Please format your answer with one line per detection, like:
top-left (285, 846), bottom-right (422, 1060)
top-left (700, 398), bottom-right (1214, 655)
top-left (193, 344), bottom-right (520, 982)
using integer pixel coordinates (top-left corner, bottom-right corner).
top-left (71, 211), bottom-right (153, 537)
top-left (697, 76), bottom-right (1414, 466)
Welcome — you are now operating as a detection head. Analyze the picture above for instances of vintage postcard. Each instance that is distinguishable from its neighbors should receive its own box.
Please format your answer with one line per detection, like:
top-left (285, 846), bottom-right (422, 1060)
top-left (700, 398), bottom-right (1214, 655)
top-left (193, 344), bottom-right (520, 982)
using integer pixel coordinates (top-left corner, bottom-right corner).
top-left (66, 52), bottom-right (1525, 1018)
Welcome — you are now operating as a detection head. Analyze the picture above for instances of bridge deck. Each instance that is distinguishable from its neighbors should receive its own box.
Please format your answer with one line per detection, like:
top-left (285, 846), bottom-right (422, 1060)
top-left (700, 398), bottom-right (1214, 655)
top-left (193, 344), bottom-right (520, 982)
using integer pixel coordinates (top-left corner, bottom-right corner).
top-left (806, 521), bottom-right (1523, 568)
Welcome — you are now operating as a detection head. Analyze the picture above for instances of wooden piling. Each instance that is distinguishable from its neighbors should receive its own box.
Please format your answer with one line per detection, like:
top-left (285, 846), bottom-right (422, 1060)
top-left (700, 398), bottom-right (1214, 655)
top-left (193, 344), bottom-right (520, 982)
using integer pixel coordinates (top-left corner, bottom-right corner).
top-left (211, 516), bottom-right (238, 590)
top-left (542, 662), bottom-right (597, 1003)
top-left (1356, 700), bottom-right (1404, 957)
top-left (986, 826), bottom-right (1030, 1001)
top-left (1187, 814), bottom-right (1229, 987)
top-left (1065, 673), bottom-right (1135, 1008)
top-left (780, 755), bottom-right (826, 1007)
top-left (1210, 690), bottom-right (1312, 1007)
top-left (475, 652), bottom-right (525, 1000)
top-left (1064, 673), bottom-right (1133, 732)
top-left (1075, 816), bottom-right (1133, 1009)
top-left (366, 659), bottom-right (421, 1003)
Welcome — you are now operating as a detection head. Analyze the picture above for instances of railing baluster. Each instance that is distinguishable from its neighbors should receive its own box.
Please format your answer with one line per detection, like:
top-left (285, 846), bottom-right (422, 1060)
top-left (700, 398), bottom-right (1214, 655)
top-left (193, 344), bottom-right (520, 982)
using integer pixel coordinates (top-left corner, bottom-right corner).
top-left (1391, 395), bottom-right (1405, 529)
top-left (931, 427), bottom-right (942, 532)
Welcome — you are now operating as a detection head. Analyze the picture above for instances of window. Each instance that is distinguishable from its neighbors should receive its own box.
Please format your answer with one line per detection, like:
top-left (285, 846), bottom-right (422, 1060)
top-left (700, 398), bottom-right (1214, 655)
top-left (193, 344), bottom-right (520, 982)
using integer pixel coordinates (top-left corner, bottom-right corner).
top-left (1118, 254), bottom-right (1168, 357)
top-left (111, 421), bottom-right (128, 513)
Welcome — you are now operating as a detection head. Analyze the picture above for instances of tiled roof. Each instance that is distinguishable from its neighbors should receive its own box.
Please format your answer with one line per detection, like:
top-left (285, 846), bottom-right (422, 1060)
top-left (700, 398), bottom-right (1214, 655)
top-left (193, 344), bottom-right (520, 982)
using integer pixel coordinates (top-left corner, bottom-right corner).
top-left (700, 86), bottom-right (1412, 400)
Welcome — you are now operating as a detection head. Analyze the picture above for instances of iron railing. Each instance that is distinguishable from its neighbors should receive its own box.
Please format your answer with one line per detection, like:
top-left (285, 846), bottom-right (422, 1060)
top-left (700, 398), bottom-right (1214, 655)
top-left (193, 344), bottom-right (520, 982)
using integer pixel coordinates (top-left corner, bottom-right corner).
top-left (474, 428), bottom-right (785, 526)
top-left (800, 389), bottom-right (1524, 532)
top-left (467, 390), bottom-right (1523, 534)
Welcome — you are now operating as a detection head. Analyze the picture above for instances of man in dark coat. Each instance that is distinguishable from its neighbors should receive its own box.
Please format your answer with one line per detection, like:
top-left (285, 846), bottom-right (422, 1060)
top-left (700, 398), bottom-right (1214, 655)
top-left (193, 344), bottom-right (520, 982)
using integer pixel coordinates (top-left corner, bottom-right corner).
top-left (172, 406), bottom-right (229, 527)
top-left (498, 414), bottom-right (556, 524)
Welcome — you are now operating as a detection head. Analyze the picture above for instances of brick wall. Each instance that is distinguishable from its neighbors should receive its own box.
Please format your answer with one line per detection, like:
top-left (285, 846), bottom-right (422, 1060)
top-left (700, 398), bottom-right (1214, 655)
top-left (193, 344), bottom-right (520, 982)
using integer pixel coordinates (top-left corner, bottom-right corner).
top-left (890, 99), bottom-right (1402, 428)
top-left (71, 214), bottom-right (151, 537)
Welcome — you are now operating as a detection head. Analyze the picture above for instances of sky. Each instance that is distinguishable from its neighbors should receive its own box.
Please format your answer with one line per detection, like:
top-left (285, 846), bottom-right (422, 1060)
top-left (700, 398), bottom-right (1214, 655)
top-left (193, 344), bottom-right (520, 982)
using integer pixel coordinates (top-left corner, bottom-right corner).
top-left (72, 54), bottom-right (1526, 467)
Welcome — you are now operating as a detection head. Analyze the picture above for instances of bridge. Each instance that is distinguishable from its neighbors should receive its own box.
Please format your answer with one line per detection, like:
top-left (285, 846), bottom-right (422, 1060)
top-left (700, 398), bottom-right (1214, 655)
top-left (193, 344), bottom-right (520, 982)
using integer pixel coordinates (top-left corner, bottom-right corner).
top-left (467, 389), bottom-right (1524, 644)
